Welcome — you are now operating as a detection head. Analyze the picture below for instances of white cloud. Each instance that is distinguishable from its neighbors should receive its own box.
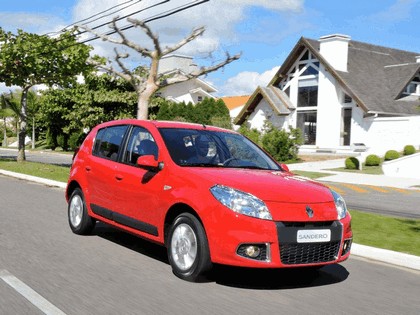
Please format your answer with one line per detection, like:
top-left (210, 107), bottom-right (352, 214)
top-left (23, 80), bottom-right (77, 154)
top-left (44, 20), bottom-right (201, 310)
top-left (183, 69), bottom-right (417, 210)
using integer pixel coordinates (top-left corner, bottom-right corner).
top-left (71, 0), bottom-right (304, 58)
top-left (219, 66), bottom-right (280, 96)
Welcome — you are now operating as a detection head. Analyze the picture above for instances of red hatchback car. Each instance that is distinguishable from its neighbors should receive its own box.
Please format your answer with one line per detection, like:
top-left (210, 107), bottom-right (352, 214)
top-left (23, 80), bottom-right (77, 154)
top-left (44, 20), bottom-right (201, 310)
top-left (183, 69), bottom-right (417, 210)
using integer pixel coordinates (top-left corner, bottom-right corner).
top-left (66, 119), bottom-right (352, 281)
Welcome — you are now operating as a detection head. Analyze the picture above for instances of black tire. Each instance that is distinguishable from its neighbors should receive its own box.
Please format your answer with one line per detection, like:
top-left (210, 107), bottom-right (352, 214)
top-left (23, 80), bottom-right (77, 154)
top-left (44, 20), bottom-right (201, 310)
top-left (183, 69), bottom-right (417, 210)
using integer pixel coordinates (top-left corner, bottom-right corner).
top-left (167, 213), bottom-right (212, 282)
top-left (68, 188), bottom-right (95, 235)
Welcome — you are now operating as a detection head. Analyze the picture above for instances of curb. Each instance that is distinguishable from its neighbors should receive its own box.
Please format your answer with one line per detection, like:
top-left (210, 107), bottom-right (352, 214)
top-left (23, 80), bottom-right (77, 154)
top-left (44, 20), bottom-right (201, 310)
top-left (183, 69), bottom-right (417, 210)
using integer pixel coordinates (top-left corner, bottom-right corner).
top-left (0, 169), bottom-right (67, 189)
top-left (351, 243), bottom-right (420, 271)
top-left (1, 169), bottom-right (419, 271)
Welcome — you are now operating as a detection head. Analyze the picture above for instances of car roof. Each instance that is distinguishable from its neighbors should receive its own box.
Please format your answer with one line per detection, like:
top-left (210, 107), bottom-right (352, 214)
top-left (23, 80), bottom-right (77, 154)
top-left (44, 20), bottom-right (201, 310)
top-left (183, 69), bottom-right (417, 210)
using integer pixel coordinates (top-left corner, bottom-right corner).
top-left (95, 119), bottom-right (237, 133)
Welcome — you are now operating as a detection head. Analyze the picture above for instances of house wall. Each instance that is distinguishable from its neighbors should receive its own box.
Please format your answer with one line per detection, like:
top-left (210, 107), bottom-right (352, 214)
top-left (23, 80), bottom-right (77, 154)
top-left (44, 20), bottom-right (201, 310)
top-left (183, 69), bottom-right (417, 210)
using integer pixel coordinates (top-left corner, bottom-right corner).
top-left (159, 80), bottom-right (215, 104)
top-left (316, 65), bottom-right (343, 148)
top-left (247, 99), bottom-right (289, 131)
top-left (358, 116), bottom-right (420, 155)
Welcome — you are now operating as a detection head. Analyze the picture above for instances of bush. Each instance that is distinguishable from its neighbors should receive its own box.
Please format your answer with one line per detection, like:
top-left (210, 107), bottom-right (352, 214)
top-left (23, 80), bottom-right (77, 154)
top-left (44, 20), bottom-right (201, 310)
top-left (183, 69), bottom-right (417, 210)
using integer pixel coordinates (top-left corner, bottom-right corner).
top-left (365, 154), bottom-right (381, 166)
top-left (345, 157), bottom-right (359, 169)
top-left (261, 124), bottom-right (303, 162)
top-left (403, 145), bottom-right (416, 156)
top-left (384, 150), bottom-right (400, 161)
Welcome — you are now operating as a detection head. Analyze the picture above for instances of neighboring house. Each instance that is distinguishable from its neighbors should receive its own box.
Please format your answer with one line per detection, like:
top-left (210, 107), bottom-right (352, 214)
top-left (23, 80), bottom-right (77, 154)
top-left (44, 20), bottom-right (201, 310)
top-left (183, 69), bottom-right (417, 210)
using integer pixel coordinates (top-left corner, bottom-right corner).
top-left (220, 95), bottom-right (250, 129)
top-left (235, 34), bottom-right (420, 155)
top-left (157, 55), bottom-right (217, 104)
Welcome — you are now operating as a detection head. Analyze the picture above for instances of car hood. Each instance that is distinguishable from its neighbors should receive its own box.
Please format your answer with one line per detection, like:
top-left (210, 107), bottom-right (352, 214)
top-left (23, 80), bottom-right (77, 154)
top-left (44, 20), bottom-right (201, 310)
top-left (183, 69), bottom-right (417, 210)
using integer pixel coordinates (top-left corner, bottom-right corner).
top-left (186, 167), bottom-right (334, 204)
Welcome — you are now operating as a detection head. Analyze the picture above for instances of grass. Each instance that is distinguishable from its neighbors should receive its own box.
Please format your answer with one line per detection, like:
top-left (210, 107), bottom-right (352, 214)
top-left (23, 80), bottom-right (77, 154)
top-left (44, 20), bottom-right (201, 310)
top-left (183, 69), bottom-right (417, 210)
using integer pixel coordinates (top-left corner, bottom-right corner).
top-left (331, 165), bottom-right (384, 175)
top-left (350, 210), bottom-right (420, 256)
top-left (0, 158), bottom-right (70, 183)
top-left (292, 170), bottom-right (332, 179)
top-left (0, 158), bottom-right (419, 257)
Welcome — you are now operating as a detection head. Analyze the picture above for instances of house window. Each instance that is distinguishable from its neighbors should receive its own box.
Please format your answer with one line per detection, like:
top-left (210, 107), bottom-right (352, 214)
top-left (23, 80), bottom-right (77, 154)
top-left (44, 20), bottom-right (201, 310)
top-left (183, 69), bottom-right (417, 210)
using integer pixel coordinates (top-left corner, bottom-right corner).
top-left (403, 74), bottom-right (420, 95)
top-left (302, 66), bottom-right (318, 76)
top-left (344, 94), bottom-right (352, 103)
top-left (298, 86), bottom-right (318, 107)
top-left (297, 111), bottom-right (317, 145)
top-left (197, 96), bottom-right (203, 102)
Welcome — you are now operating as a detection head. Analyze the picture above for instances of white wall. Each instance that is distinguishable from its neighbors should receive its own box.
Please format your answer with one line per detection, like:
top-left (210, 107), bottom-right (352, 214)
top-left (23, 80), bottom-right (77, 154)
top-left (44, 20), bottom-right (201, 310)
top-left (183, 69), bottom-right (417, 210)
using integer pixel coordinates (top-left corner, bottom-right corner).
top-left (358, 116), bottom-right (420, 155)
top-left (160, 80), bottom-right (215, 104)
top-left (382, 153), bottom-right (420, 179)
top-left (316, 65), bottom-right (342, 148)
top-left (247, 99), bottom-right (289, 131)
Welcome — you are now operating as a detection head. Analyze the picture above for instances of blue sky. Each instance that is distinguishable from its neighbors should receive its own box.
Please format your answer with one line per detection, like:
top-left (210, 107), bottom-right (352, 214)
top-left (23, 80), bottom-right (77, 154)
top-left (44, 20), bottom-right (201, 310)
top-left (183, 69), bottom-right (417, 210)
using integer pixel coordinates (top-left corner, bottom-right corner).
top-left (1, 0), bottom-right (420, 96)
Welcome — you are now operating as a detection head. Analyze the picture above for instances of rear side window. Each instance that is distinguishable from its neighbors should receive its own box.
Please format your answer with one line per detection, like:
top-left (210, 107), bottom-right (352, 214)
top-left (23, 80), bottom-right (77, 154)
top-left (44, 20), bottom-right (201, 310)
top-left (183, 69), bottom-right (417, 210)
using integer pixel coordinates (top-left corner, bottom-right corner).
top-left (92, 125), bottom-right (128, 161)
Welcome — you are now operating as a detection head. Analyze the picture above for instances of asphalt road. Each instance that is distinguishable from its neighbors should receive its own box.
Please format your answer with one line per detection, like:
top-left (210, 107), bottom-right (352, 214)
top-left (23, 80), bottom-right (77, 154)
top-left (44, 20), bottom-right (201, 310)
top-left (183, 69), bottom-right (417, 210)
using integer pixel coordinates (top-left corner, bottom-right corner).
top-left (1, 176), bottom-right (419, 315)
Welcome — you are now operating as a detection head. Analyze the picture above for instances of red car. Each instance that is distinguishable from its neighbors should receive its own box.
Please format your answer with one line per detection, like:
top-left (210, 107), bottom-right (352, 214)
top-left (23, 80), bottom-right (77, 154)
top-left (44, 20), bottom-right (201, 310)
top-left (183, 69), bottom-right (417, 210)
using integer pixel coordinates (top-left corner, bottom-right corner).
top-left (66, 119), bottom-right (352, 281)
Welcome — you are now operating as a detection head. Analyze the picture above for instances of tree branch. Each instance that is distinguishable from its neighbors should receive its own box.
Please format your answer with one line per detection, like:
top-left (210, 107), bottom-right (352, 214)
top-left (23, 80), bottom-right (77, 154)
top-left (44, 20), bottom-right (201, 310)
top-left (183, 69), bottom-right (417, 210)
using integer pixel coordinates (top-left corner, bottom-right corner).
top-left (161, 52), bottom-right (241, 86)
top-left (127, 18), bottom-right (162, 57)
top-left (162, 27), bottom-right (205, 56)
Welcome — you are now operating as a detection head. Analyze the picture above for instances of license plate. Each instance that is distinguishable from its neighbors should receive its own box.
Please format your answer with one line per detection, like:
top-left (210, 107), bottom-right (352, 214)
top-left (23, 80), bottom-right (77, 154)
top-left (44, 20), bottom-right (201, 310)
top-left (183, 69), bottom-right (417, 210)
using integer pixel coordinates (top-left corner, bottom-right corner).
top-left (297, 229), bottom-right (331, 243)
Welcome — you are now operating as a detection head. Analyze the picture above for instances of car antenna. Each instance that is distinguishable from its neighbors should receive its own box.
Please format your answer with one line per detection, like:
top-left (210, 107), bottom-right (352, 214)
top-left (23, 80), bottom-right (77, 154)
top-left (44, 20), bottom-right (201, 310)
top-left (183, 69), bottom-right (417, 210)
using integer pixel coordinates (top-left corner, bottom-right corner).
top-left (202, 124), bottom-right (207, 129)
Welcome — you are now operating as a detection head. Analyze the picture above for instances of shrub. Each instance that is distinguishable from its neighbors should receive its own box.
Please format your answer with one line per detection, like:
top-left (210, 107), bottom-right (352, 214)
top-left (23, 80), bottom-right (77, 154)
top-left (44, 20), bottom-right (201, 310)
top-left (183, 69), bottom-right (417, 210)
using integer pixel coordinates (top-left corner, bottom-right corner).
top-left (384, 150), bottom-right (400, 161)
top-left (365, 154), bottom-right (381, 166)
top-left (261, 124), bottom-right (303, 162)
top-left (403, 145), bottom-right (416, 156)
top-left (345, 157), bottom-right (359, 169)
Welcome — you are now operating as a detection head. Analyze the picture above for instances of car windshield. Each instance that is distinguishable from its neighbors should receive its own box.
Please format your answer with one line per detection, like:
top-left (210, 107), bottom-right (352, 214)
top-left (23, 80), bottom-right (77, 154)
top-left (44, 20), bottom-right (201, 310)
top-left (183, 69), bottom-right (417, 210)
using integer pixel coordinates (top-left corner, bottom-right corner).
top-left (159, 128), bottom-right (281, 170)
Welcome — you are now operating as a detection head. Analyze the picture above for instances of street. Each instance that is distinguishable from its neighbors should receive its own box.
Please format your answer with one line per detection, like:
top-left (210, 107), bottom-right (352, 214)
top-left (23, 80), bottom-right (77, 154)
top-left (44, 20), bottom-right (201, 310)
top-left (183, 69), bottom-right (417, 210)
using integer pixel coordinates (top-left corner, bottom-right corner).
top-left (0, 176), bottom-right (419, 314)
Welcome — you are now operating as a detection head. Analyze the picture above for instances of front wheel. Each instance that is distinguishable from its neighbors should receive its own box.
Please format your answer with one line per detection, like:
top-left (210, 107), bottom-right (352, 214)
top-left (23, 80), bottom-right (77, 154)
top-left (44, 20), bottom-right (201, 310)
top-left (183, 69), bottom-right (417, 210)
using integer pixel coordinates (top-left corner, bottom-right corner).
top-left (167, 213), bottom-right (212, 282)
top-left (68, 188), bottom-right (95, 235)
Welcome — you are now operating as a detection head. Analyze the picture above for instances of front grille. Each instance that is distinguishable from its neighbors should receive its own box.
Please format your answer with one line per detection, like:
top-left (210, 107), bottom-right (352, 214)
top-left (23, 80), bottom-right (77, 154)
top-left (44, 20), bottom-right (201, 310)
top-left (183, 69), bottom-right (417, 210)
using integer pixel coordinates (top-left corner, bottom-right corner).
top-left (280, 241), bottom-right (340, 265)
top-left (276, 221), bottom-right (342, 265)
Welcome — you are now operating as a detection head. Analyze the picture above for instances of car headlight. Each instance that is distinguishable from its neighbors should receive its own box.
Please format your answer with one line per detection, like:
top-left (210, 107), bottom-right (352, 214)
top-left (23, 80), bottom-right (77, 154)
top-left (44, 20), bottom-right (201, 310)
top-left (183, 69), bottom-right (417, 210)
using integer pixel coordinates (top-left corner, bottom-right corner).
top-left (210, 185), bottom-right (272, 220)
top-left (331, 190), bottom-right (348, 220)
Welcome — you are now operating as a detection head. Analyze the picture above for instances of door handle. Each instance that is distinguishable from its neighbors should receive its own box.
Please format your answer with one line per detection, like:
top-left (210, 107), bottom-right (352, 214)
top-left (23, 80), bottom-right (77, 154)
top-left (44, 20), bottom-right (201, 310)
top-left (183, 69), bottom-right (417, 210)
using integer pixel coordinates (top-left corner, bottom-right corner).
top-left (115, 175), bottom-right (124, 181)
top-left (85, 166), bottom-right (91, 172)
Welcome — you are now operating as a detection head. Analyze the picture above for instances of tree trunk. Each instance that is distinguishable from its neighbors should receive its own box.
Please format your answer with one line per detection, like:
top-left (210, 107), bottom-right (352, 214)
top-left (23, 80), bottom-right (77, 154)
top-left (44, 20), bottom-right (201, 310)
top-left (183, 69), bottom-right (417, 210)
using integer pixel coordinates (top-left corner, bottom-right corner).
top-left (3, 117), bottom-right (6, 147)
top-left (17, 88), bottom-right (29, 162)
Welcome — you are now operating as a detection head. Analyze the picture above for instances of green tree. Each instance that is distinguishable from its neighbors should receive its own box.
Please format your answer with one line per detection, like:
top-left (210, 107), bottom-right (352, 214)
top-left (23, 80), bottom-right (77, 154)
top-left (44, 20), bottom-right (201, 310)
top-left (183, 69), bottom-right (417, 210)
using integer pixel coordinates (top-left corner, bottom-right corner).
top-left (38, 73), bottom-right (137, 150)
top-left (0, 93), bottom-right (16, 146)
top-left (0, 28), bottom-right (93, 161)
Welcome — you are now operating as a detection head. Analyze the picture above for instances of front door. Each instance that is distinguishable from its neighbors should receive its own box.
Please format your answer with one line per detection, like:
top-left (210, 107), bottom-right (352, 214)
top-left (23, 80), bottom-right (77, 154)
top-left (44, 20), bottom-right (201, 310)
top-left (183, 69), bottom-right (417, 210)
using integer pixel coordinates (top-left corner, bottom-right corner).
top-left (341, 108), bottom-right (352, 146)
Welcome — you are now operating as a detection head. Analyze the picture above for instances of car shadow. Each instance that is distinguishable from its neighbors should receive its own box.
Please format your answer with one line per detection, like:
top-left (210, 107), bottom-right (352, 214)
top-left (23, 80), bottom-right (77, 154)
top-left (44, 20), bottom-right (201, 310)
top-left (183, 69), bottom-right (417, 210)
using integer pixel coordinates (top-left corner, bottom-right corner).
top-left (209, 264), bottom-right (349, 289)
top-left (93, 222), bottom-right (169, 264)
top-left (92, 222), bottom-right (349, 290)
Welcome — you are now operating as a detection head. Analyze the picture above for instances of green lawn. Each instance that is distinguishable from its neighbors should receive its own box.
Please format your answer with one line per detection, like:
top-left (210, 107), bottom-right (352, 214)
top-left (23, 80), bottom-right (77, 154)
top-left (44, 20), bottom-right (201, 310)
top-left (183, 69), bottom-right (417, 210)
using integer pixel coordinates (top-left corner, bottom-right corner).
top-left (292, 170), bottom-right (332, 179)
top-left (0, 159), bottom-right (70, 183)
top-left (331, 165), bottom-right (383, 175)
top-left (350, 210), bottom-right (420, 256)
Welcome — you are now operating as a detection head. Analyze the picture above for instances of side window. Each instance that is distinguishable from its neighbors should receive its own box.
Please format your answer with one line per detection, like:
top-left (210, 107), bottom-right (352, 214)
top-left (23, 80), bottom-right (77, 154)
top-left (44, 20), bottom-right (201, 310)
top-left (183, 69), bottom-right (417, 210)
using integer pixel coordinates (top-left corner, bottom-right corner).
top-left (93, 125), bottom-right (128, 161)
top-left (123, 126), bottom-right (158, 165)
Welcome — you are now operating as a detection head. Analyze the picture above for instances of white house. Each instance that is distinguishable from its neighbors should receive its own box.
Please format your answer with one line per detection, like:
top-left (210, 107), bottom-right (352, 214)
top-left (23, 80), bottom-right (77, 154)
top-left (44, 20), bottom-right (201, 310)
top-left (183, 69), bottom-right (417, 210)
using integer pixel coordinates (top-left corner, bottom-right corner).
top-left (235, 34), bottom-right (420, 155)
top-left (157, 55), bottom-right (217, 104)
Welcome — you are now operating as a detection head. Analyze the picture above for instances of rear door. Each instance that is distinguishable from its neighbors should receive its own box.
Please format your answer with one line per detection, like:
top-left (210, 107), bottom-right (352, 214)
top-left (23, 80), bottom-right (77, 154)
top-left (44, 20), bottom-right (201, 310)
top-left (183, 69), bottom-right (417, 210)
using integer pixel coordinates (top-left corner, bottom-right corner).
top-left (86, 124), bottom-right (128, 215)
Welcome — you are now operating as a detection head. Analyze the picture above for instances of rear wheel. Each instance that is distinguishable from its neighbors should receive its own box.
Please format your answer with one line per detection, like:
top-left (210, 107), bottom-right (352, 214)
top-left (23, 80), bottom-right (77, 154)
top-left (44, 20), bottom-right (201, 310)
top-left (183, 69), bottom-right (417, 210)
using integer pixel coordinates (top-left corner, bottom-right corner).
top-left (68, 188), bottom-right (95, 235)
top-left (167, 213), bottom-right (212, 282)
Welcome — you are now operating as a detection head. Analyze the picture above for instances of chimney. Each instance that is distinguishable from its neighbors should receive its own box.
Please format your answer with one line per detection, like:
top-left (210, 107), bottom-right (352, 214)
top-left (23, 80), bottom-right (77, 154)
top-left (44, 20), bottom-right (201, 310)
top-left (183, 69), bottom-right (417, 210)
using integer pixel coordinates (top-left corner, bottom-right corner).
top-left (319, 34), bottom-right (351, 72)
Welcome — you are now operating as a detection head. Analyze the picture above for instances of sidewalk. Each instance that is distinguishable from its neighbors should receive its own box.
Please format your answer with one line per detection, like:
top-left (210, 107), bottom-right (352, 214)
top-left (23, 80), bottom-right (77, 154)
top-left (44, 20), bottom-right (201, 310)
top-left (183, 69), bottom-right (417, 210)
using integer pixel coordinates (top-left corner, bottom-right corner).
top-left (288, 158), bottom-right (420, 189)
top-left (0, 161), bottom-right (419, 272)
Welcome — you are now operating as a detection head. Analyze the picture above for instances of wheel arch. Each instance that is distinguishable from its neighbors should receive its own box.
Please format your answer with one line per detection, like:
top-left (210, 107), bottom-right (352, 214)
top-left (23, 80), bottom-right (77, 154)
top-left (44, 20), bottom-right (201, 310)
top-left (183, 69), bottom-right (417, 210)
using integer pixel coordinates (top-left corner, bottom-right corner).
top-left (164, 203), bottom-right (204, 245)
top-left (66, 180), bottom-right (81, 201)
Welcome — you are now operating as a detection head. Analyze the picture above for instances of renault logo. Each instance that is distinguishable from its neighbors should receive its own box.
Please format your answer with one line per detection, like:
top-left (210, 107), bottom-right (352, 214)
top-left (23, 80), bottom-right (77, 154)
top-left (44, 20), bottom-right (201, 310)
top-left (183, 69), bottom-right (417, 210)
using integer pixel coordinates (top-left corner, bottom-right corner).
top-left (306, 206), bottom-right (314, 218)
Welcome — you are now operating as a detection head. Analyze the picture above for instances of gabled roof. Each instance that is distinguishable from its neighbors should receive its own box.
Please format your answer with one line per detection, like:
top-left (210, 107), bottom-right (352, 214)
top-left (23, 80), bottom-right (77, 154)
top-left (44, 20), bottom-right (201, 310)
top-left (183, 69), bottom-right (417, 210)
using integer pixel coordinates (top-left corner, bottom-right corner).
top-left (270, 37), bottom-right (420, 116)
top-left (220, 95), bottom-right (250, 110)
top-left (234, 86), bottom-right (293, 125)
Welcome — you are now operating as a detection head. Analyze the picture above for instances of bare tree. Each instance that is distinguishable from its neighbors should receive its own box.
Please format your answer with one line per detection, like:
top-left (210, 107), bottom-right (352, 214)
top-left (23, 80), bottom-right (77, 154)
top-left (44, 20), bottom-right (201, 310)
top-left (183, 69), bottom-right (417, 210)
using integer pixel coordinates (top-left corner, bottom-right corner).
top-left (80, 18), bottom-right (240, 119)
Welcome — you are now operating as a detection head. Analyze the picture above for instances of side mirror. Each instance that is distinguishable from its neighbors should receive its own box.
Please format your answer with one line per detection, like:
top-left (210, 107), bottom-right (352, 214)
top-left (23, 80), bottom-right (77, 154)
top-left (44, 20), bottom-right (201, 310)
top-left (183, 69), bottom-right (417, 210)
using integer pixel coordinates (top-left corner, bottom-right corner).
top-left (280, 163), bottom-right (289, 172)
top-left (137, 155), bottom-right (162, 171)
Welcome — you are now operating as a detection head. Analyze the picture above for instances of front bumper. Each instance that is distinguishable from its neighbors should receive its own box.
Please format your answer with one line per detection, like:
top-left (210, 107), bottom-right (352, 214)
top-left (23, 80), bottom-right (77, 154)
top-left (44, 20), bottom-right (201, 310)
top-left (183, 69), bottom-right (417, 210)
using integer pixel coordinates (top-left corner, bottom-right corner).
top-left (207, 212), bottom-right (352, 268)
